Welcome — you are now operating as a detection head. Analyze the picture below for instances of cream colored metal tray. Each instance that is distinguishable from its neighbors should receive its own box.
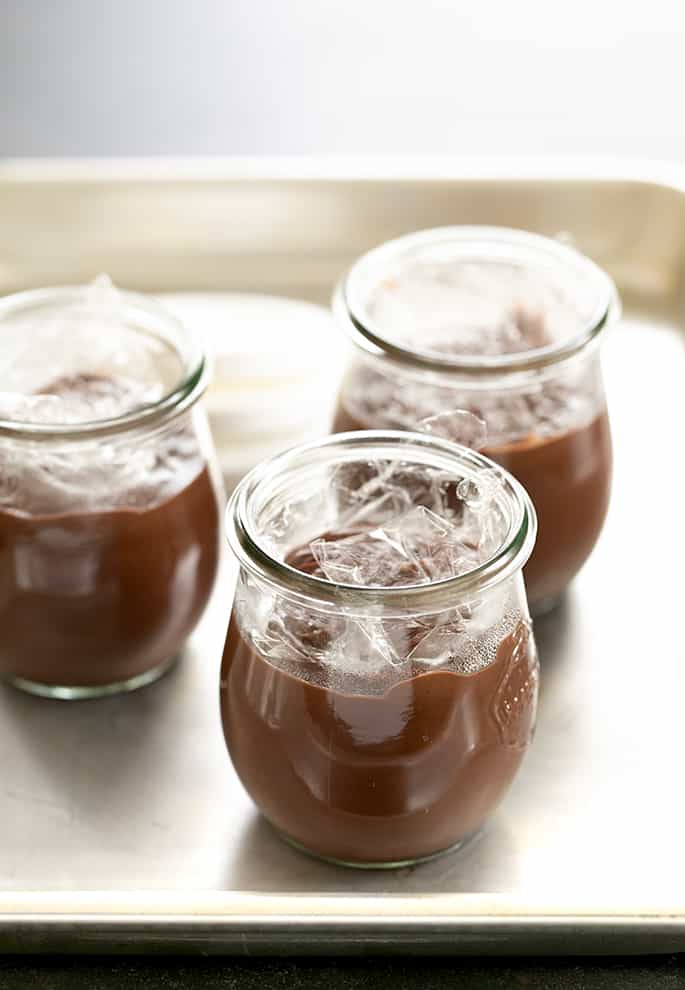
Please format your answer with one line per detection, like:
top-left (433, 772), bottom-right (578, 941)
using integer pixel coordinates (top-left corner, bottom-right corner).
top-left (0, 160), bottom-right (684, 955)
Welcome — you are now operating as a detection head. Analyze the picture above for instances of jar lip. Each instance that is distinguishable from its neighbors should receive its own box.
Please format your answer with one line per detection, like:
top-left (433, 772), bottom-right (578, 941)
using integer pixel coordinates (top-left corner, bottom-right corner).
top-left (336, 226), bottom-right (619, 378)
top-left (226, 430), bottom-right (537, 609)
top-left (0, 285), bottom-right (207, 440)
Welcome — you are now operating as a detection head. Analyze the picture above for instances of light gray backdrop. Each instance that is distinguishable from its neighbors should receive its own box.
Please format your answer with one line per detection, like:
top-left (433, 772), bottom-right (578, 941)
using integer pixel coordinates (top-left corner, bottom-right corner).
top-left (1, 0), bottom-right (683, 158)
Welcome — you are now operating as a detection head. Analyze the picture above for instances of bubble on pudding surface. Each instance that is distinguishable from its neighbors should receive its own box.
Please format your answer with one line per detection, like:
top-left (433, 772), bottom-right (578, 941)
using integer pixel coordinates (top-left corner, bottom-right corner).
top-left (407, 598), bottom-right (523, 675)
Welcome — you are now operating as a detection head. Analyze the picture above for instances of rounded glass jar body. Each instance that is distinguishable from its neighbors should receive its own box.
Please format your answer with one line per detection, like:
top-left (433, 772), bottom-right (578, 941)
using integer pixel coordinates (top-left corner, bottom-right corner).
top-left (0, 286), bottom-right (222, 698)
top-left (332, 227), bottom-right (617, 611)
top-left (221, 432), bottom-right (538, 867)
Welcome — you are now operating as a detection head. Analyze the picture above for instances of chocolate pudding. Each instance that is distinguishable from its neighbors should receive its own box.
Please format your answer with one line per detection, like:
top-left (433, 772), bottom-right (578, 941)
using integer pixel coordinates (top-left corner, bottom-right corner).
top-left (333, 398), bottom-right (611, 607)
top-left (0, 374), bottom-right (220, 691)
top-left (221, 530), bottom-right (538, 866)
top-left (332, 227), bottom-right (617, 609)
top-left (480, 413), bottom-right (611, 606)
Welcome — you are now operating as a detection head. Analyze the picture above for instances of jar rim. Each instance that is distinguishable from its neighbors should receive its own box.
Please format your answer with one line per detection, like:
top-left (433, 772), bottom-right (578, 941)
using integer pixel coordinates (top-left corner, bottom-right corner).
top-left (335, 226), bottom-right (619, 378)
top-left (226, 430), bottom-right (537, 610)
top-left (0, 285), bottom-right (207, 441)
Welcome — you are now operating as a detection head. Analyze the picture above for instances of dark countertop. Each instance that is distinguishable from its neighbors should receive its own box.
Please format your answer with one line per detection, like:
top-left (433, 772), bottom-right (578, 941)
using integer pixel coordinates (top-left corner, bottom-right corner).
top-left (1, 956), bottom-right (684, 989)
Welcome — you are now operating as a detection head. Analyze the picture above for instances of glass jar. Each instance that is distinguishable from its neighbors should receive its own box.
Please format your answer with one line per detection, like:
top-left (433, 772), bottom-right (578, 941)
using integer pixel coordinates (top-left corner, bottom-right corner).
top-left (221, 431), bottom-right (538, 868)
top-left (332, 227), bottom-right (618, 612)
top-left (0, 281), bottom-right (222, 698)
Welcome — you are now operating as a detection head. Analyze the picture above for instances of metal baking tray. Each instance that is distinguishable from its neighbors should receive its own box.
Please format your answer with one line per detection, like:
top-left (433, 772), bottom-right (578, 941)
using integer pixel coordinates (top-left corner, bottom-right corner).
top-left (0, 160), bottom-right (684, 956)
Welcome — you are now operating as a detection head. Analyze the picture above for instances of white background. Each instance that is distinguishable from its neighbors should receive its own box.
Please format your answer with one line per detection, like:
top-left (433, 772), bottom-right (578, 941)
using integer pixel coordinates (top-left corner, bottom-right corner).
top-left (2, 0), bottom-right (684, 159)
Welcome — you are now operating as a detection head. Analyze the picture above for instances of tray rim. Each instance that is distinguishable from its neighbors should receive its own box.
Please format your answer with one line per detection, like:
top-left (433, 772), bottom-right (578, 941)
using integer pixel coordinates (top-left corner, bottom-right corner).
top-left (1, 892), bottom-right (685, 954)
top-left (1, 154), bottom-right (685, 190)
top-left (1, 892), bottom-right (685, 956)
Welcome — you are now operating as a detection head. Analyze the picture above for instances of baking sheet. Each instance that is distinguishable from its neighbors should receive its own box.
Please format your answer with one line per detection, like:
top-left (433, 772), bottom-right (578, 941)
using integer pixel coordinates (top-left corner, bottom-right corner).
top-left (0, 161), bottom-right (684, 954)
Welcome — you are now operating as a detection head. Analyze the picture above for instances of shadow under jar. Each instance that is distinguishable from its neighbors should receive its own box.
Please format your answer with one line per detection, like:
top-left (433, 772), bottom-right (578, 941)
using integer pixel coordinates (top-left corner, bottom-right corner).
top-left (0, 281), bottom-right (222, 698)
top-left (221, 431), bottom-right (538, 868)
top-left (332, 227), bottom-right (618, 613)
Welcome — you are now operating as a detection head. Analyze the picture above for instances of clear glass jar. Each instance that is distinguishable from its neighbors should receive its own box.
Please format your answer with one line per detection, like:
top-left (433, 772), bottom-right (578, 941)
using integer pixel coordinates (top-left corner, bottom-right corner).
top-left (221, 431), bottom-right (538, 868)
top-left (332, 227), bottom-right (619, 612)
top-left (0, 282), bottom-right (222, 698)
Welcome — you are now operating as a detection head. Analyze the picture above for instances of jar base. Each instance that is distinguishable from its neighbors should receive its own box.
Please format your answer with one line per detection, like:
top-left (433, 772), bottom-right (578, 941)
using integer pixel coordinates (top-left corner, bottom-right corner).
top-left (274, 824), bottom-right (477, 870)
top-left (6, 655), bottom-right (178, 700)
